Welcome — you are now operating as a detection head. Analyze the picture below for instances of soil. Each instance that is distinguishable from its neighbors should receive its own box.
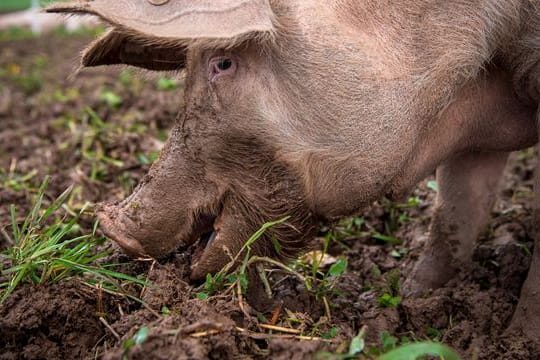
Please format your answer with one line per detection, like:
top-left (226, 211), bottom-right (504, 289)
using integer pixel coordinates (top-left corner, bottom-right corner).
top-left (0, 34), bottom-right (538, 359)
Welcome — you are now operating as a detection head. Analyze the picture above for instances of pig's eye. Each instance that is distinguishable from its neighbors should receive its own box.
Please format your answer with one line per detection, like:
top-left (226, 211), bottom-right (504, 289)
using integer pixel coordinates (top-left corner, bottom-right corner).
top-left (217, 59), bottom-right (233, 71)
top-left (209, 57), bottom-right (237, 82)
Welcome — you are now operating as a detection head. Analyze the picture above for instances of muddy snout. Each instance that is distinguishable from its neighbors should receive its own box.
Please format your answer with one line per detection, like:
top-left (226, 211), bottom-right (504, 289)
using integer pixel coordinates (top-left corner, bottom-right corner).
top-left (96, 200), bottom-right (191, 259)
top-left (96, 203), bottom-right (148, 258)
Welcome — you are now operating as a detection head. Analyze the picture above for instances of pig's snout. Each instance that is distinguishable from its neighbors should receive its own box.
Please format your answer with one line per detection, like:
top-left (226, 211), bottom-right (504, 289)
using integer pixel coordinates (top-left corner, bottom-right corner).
top-left (97, 203), bottom-right (148, 257)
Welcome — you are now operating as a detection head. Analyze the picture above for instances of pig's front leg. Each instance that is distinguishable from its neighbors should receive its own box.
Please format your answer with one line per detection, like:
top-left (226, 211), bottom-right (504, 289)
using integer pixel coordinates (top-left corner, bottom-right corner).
top-left (508, 144), bottom-right (540, 342)
top-left (403, 151), bottom-right (509, 296)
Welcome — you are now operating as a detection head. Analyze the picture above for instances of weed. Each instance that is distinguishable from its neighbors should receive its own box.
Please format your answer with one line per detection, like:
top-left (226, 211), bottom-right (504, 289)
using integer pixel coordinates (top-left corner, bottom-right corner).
top-left (0, 161), bottom-right (38, 192)
top-left (323, 196), bottom-right (421, 249)
top-left (377, 293), bottom-right (402, 308)
top-left (51, 87), bottom-right (80, 103)
top-left (100, 89), bottom-right (123, 109)
top-left (156, 77), bottom-right (179, 91)
top-left (319, 328), bottom-right (461, 360)
top-left (316, 327), bottom-right (366, 359)
top-left (56, 107), bottom-right (124, 181)
top-left (123, 326), bottom-right (149, 359)
top-left (119, 70), bottom-right (134, 87)
top-left (0, 27), bottom-right (35, 41)
top-left (195, 217), bottom-right (290, 300)
top-left (378, 342), bottom-right (460, 360)
top-left (0, 176), bottom-right (147, 304)
top-left (377, 269), bottom-right (402, 308)
top-left (427, 180), bottom-right (438, 192)
top-left (292, 254), bottom-right (348, 300)
top-left (137, 151), bottom-right (159, 166)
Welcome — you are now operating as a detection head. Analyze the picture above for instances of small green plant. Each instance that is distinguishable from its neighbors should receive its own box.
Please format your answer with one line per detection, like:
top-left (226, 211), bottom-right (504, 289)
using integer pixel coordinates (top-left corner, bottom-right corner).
top-left (119, 70), bottom-right (134, 87)
top-left (156, 77), bottom-right (179, 91)
top-left (0, 176), bottom-right (147, 303)
top-left (319, 329), bottom-right (460, 360)
top-left (137, 151), bottom-right (159, 166)
top-left (123, 326), bottom-right (149, 359)
top-left (427, 180), bottom-right (438, 192)
top-left (377, 293), bottom-right (402, 308)
top-left (195, 217), bottom-right (290, 300)
top-left (377, 269), bottom-right (402, 308)
top-left (379, 342), bottom-right (460, 360)
top-left (57, 107), bottom-right (124, 181)
top-left (0, 27), bottom-right (35, 41)
top-left (100, 89), bottom-right (123, 109)
top-left (316, 327), bottom-right (366, 359)
top-left (0, 166), bottom-right (38, 192)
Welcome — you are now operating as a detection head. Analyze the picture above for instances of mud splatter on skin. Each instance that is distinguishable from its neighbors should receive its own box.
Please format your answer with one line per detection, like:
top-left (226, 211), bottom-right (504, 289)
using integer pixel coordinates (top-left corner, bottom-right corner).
top-left (0, 35), bottom-right (538, 359)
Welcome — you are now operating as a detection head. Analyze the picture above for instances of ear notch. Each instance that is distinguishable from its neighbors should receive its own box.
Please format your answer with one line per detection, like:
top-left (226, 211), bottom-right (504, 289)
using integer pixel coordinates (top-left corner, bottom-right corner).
top-left (83, 29), bottom-right (186, 70)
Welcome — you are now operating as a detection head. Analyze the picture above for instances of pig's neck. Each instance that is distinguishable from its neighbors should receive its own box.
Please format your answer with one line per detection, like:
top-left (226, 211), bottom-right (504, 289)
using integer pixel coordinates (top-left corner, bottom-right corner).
top-left (389, 69), bottom-right (538, 200)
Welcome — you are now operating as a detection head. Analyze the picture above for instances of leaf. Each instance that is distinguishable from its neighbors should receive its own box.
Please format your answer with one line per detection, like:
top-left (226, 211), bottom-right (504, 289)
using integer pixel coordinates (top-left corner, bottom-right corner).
top-left (381, 331), bottom-right (398, 352)
top-left (348, 332), bottom-right (365, 356)
top-left (100, 90), bottom-right (122, 108)
top-left (157, 77), bottom-right (179, 91)
top-left (197, 292), bottom-right (208, 300)
top-left (372, 233), bottom-right (402, 246)
top-left (123, 338), bottom-right (135, 351)
top-left (321, 327), bottom-right (339, 339)
top-left (328, 258), bottom-right (348, 277)
top-left (161, 306), bottom-right (170, 315)
top-left (204, 273), bottom-right (214, 292)
top-left (134, 327), bottom-right (149, 345)
top-left (427, 180), bottom-right (438, 192)
top-left (377, 293), bottom-right (402, 308)
top-left (378, 342), bottom-right (461, 360)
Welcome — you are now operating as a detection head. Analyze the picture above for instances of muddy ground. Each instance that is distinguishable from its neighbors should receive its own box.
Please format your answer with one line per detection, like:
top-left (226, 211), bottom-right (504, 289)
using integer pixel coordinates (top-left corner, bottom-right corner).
top-left (0, 34), bottom-right (538, 360)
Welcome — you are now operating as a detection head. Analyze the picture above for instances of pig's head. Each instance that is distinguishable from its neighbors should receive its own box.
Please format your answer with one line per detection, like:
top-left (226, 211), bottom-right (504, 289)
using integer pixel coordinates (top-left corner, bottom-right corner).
top-left (49, 0), bottom-right (421, 280)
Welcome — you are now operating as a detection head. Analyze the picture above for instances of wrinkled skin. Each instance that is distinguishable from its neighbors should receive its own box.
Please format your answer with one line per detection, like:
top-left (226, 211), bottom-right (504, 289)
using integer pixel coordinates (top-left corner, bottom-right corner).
top-left (51, 0), bottom-right (540, 342)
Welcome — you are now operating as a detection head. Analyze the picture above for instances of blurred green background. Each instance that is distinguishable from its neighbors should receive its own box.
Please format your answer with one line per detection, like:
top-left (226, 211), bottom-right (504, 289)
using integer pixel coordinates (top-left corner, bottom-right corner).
top-left (0, 1), bottom-right (60, 13)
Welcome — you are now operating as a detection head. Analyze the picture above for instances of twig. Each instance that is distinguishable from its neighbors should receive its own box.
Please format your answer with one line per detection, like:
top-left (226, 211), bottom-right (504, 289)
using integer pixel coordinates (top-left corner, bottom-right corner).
top-left (99, 317), bottom-right (120, 341)
top-left (246, 256), bottom-right (307, 284)
top-left (259, 324), bottom-right (300, 334)
top-left (182, 320), bottom-right (225, 334)
top-left (322, 296), bottom-right (332, 322)
top-left (257, 263), bottom-right (273, 298)
top-left (237, 281), bottom-right (250, 319)
top-left (269, 303), bottom-right (283, 326)
top-left (169, 320), bottom-right (226, 343)
top-left (190, 330), bottom-right (220, 338)
top-left (140, 260), bottom-right (156, 299)
top-left (247, 332), bottom-right (329, 342)
top-left (0, 227), bottom-right (13, 245)
top-left (140, 301), bottom-right (161, 318)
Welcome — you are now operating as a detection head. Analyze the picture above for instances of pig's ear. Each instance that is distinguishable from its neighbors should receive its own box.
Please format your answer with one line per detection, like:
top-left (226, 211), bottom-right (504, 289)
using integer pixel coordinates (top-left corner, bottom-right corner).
top-left (46, 0), bottom-right (276, 49)
top-left (81, 29), bottom-right (186, 70)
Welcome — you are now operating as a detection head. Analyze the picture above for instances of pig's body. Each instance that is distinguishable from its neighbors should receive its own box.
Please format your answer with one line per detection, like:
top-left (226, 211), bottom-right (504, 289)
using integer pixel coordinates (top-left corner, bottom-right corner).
top-left (49, 0), bottom-right (540, 342)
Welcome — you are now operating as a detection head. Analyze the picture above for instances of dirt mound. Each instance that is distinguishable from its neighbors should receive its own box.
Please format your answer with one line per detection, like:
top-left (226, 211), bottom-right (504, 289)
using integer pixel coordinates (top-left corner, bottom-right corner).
top-left (1, 282), bottom-right (107, 359)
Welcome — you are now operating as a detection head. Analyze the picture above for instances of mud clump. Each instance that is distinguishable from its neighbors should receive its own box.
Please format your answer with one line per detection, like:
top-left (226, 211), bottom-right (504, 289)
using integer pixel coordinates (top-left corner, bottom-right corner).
top-left (0, 282), bottom-right (108, 360)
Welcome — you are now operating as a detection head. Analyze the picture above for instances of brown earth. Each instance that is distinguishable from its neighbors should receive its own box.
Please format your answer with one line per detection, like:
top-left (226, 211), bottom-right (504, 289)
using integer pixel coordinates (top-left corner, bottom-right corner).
top-left (0, 34), bottom-right (538, 359)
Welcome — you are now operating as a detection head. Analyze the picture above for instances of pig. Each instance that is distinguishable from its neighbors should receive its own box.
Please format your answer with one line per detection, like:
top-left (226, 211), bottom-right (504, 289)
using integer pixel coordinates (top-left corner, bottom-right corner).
top-left (48, 0), bottom-right (540, 341)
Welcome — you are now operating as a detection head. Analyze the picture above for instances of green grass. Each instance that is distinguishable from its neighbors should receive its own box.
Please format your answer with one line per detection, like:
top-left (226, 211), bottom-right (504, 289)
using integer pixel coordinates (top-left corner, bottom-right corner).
top-left (317, 328), bottom-right (461, 360)
top-left (0, 1), bottom-right (63, 13)
top-left (0, 176), bottom-right (148, 304)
